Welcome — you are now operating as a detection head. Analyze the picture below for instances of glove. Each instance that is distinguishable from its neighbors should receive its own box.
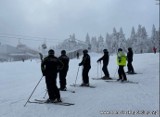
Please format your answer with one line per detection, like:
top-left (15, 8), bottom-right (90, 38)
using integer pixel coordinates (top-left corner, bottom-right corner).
top-left (42, 71), bottom-right (46, 76)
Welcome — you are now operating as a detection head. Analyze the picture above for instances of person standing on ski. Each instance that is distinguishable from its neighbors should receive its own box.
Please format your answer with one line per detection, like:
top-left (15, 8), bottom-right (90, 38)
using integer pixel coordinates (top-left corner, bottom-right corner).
top-left (41, 49), bottom-right (63, 102)
top-left (97, 49), bottom-right (111, 79)
top-left (79, 49), bottom-right (91, 86)
top-left (127, 47), bottom-right (135, 74)
top-left (117, 48), bottom-right (127, 82)
top-left (58, 50), bottom-right (70, 91)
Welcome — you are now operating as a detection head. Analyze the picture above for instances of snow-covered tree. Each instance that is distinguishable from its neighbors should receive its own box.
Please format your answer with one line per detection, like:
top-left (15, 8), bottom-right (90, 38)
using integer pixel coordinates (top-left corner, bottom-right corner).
top-left (90, 36), bottom-right (98, 52)
top-left (85, 33), bottom-right (91, 50)
top-left (118, 28), bottom-right (127, 52)
top-left (105, 33), bottom-right (112, 53)
top-left (150, 24), bottom-right (159, 51)
top-left (97, 35), bottom-right (104, 52)
top-left (127, 27), bottom-right (136, 50)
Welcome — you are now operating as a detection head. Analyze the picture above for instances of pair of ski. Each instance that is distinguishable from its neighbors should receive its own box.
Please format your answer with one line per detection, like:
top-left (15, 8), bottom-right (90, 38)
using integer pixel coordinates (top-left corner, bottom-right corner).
top-left (70, 84), bottom-right (96, 88)
top-left (92, 77), bottom-right (138, 84)
top-left (29, 99), bottom-right (75, 106)
top-left (105, 80), bottom-right (138, 84)
top-left (126, 72), bottom-right (142, 75)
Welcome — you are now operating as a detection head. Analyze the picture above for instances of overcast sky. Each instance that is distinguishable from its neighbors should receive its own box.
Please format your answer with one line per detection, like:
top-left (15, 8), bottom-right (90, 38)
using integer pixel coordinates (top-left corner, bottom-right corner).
top-left (0, 0), bottom-right (159, 48)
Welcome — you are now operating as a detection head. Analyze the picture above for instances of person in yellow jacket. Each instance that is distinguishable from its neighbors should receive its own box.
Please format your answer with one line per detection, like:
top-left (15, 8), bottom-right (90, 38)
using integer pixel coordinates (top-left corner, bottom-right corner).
top-left (117, 48), bottom-right (127, 81)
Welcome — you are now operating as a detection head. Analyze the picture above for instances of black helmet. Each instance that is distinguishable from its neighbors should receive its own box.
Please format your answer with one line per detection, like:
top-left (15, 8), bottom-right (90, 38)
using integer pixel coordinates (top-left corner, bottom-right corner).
top-left (128, 47), bottom-right (132, 51)
top-left (48, 49), bottom-right (54, 55)
top-left (83, 49), bottom-right (88, 54)
top-left (118, 48), bottom-right (123, 52)
top-left (103, 49), bottom-right (108, 53)
top-left (61, 50), bottom-right (66, 55)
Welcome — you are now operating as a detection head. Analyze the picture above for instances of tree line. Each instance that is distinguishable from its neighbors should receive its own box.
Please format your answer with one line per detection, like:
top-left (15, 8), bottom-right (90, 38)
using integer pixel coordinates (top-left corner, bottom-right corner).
top-left (56, 24), bottom-right (159, 54)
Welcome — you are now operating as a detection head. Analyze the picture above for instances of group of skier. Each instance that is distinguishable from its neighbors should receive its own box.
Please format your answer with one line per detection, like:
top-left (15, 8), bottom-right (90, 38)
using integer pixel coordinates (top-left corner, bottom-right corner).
top-left (41, 47), bottom-right (135, 103)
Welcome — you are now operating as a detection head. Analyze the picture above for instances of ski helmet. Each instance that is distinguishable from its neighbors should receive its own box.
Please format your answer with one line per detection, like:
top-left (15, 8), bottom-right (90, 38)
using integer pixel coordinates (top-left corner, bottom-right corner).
top-left (103, 49), bottom-right (108, 53)
top-left (83, 49), bottom-right (88, 54)
top-left (61, 50), bottom-right (66, 55)
top-left (48, 49), bottom-right (54, 55)
top-left (118, 48), bottom-right (123, 52)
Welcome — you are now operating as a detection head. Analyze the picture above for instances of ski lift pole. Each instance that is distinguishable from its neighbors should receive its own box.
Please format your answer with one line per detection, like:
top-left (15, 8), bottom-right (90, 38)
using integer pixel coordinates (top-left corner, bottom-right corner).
top-left (24, 76), bottom-right (43, 107)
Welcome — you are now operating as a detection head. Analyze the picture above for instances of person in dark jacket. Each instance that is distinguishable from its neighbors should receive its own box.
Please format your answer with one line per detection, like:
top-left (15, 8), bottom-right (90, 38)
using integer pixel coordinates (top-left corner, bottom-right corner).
top-left (79, 49), bottom-right (91, 86)
top-left (41, 49), bottom-right (63, 103)
top-left (58, 50), bottom-right (69, 91)
top-left (97, 49), bottom-right (111, 79)
top-left (127, 47), bottom-right (135, 74)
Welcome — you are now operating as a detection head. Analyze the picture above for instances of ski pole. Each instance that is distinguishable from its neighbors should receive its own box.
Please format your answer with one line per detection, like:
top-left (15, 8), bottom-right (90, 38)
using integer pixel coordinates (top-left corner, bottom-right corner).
top-left (24, 76), bottom-right (43, 107)
top-left (74, 66), bottom-right (80, 86)
top-left (100, 62), bottom-right (102, 78)
top-left (97, 63), bottom-right (99, 78)
top-left (114, 67), bottom-right (118, 78)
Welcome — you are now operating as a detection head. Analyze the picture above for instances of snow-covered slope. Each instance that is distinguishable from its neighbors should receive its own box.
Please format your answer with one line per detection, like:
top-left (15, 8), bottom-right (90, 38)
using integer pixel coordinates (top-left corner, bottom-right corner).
top-left (0, 53), bottom-right (159, 117)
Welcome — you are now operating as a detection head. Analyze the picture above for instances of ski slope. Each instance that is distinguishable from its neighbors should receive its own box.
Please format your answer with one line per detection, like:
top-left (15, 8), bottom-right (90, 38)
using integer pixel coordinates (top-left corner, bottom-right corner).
top-left (0, 53), bottom-right (159, 117)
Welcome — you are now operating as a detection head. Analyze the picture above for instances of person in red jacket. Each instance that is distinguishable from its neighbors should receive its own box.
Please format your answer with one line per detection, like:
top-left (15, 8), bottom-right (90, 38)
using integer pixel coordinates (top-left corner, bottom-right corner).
top-left (153, 47), bottom-right (157, 54)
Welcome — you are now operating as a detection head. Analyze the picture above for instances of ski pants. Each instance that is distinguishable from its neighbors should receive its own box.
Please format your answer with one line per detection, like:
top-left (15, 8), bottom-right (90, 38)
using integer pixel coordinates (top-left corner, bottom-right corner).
top-left (102, 65), bottom-right (110, 77)
top-left (45, 75), bottom-right (60, 100)
top-left (59, 69), bottom-right (68, 89)
top-left (82, 67), bottom-right (91, 84)
top-left (127, 61), bottom-right (134, 73)
top-left (118, 66), bottom-right (127, 80)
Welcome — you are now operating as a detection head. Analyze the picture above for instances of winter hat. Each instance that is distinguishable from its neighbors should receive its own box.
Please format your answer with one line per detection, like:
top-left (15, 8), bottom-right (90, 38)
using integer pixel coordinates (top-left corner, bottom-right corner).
top-left (61, 50), bottom-right (66, 55)
top-left (48, 49), bottom-right (54, 55)
top-left (128, 47), bottom-right (132, 51)
top-left (118, 48), bottom-right (123, 52)
top-left (83, 49), bottom-right (88, 54)
top-left (103, 49), bottom-right (108, 53)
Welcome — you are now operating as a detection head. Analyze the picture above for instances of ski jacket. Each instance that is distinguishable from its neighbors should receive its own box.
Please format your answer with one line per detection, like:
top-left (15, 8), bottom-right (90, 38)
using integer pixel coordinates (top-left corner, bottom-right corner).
top-left (41, 55), bottom-right (64, 76)
top-left (117, 51), bottom-right (126, 66)
top-left (127, 50), bottom-right (133, 62)
top-left (79, 54), bottom-right (91, 68)
top-left (97, 52), bottom-right (109, 66)
top-left (59, 55), bottom-right (69, 70)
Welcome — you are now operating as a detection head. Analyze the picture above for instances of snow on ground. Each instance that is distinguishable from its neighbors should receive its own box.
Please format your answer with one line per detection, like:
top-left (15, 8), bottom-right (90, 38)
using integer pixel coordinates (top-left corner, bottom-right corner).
top-left (0, 53), bottom-right (159, 117)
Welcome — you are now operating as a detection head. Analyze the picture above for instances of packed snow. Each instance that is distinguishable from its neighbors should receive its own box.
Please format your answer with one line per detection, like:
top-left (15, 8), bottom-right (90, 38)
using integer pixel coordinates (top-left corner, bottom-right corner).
top-left (0, 52), bottom-right (159, 117)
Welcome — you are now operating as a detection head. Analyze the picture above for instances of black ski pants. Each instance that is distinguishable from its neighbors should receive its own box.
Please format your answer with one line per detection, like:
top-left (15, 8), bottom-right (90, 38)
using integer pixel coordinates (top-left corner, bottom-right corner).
top-left (45, 75), bottom-right (60, 100)
top-left (118, 66), bottom-right (127, 80)
top-left (102, 65), bottom-right (109, 77)
top-left (82, 67), bottom-right (91, 84)
top-left (59, 69), bottom-right (68, 89)
top-left (127, 61), bottom-right (134, 73)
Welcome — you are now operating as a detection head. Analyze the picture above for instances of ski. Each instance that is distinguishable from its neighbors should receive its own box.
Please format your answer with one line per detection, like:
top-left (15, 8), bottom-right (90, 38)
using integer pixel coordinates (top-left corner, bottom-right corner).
top-left (92, 77), bottom-right (114, 80)
top-left (126, 72), bottom-right (142, 75)
top-left (59, 89), bottom-right (75, 93)
top-left (35, 99), bottom-right (75, 105)
top-left (70, 84), bottom-right (96, 88)
top-left (105, 80), bottom-right (138, 84)
top-left (28, 99), bottom-right (75, 106)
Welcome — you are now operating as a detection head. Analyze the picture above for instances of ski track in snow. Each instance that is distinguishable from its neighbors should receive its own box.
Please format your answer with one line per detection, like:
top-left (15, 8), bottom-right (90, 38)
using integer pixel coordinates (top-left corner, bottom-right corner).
top-left (0, 53), bottom-right (159, 117)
